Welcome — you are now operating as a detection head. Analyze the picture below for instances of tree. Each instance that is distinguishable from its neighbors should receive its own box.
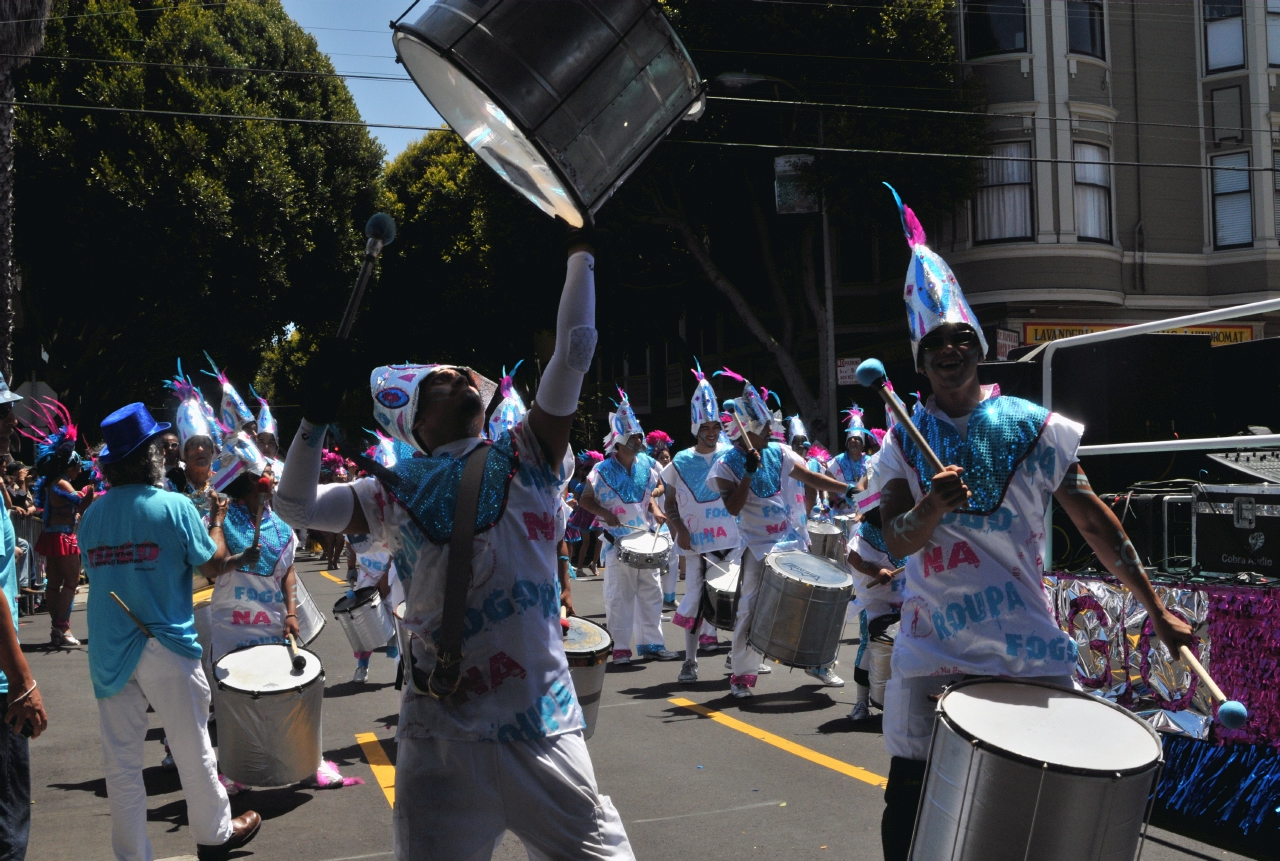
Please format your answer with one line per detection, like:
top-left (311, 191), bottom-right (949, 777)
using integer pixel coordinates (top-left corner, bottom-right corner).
top-left (0, 0), bottom-right (51, 380)
top-left (14, 0), bottom-right (385, 426)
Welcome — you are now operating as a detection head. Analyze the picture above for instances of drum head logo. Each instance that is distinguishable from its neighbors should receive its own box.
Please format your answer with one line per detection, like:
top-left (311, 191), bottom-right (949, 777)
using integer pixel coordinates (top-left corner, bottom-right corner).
top-left (1249, 531), bottom-right (1266, 552)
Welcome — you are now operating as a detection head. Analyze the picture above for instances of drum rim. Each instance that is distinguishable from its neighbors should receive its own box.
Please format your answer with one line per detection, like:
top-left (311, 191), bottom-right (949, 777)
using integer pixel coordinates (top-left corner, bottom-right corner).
top-left (936, 677), bottom-right (1164, 777)
top-left (806, 522), bottom-right (842, 534)
top-left (214, 643), bottom-right (325, 696)
top-left (333, 585), bottom-right (382, 613)
top-left (563, 616), bottom-right (613, 662)
top-left (765, 550), bottom-right (854, 588)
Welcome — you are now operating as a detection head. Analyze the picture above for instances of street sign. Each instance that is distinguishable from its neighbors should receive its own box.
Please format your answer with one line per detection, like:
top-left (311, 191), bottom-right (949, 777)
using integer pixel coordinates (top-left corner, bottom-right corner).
top-left (995, 328), bottom-right (1020, 361)
top-left (836, 357), bottom-right (863, 386)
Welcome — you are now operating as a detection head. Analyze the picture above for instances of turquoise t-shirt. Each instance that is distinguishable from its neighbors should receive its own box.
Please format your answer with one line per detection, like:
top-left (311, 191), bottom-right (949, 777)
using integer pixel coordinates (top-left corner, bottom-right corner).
top-left (0, 507), bottom-right (16, 696)
top-left (80, 485), bottom-right (218, 699)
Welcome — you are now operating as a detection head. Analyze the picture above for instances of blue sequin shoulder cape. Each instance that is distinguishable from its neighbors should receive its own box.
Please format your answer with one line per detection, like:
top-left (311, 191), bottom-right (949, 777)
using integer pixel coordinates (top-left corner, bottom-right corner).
top-left (672, 448), bottom-right (726, 504)
top-left (720, 443), bottom-right (784, 498)
top-left (595, 452), bottom-right (657, 504)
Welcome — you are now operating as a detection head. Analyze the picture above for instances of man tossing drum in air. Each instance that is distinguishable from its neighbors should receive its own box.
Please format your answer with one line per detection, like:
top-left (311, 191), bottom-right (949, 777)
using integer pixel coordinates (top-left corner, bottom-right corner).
top-left (872, 187), bottom-right (1195, 861)
top-left (275, 231), bottom-right (634, 860)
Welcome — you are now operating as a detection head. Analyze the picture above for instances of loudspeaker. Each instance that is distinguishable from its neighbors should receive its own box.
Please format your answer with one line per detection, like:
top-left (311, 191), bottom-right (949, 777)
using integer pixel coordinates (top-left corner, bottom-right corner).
top-left (1210, 337), bottom-right (1280, 435)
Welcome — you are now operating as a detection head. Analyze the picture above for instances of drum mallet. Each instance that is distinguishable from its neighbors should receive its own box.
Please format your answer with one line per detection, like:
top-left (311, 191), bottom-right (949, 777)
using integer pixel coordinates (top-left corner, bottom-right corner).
top-left (286, 633), bottom-right (306, 672)
top-left (110, 592), bottom-right (153, 638)
top-left (855, 359), bottom-right (946, 475)
top-left (337, 213), bottom-right (397, 340)
top-left (1178, 644), bottom-right (1247, 728)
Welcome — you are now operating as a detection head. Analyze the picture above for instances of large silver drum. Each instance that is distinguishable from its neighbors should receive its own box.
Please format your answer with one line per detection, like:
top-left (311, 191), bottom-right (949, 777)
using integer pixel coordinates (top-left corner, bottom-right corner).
top-left (393, 0), bottom-right (703, 226)
top-left (293, 576), bottom-right (325, 646)
top-left (214, 644), bottom-right (324, 787)
top-left (333, 587), bottom-right (396, 654)
top-left (911, 679), bottom-right (1163, 861)
top-left (806, 521), bottom-right (842, 561)
top-left (749, 551), bottom-right (853, 668)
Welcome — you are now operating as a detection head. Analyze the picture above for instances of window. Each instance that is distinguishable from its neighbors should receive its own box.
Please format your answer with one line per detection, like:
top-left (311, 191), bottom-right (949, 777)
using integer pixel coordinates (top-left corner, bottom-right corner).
top-left (1211, 87), bottom-right (1243, 143)
top-left (1274, 151), bottom-right (1280, 236)
top-left (974, 142), bottom-right (1034, 242)
top-left (1074, 144), bottom-right (1111, 242)
top-left (1211, 151), bottom-right (1252, 249)
top-left (1068, 1), bottom-right (1105, 59)
top-left (964, 0), bottom-right (1027, 59)
top-left (1205, 1), bottom-right (1245, 73)
top-left (1269, 0), bottom-right (1280, 66)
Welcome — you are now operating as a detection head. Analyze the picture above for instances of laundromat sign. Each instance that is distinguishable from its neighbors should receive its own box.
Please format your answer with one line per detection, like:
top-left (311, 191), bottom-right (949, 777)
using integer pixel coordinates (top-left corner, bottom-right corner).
top-left (1023, 322), bottom-right (1256, 346)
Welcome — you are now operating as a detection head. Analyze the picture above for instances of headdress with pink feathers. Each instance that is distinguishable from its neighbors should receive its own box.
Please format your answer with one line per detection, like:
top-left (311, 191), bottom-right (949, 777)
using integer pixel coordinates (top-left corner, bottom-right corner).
top-left (487, 361), bottom-right (527, 441)
top-left (689, 359), bottom-right (720, 437)
top-left (202, 352), bottom-right (256, 432)
top-left (19, 398), bottom-right (80, 477)
top-left (645, 430), bottom-right (673, 453)
top-left (713, 367), bottom-right (777, 437)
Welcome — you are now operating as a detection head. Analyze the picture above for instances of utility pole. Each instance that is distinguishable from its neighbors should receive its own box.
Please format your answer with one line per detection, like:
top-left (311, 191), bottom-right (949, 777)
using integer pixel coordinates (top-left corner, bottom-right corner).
top-left (819, 112), bottom-right (837, 448)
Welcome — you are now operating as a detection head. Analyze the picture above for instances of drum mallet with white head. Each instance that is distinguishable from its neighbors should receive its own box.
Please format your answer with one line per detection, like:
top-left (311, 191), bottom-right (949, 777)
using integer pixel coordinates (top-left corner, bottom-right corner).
top-left (855, 359), bottom-right (945, 474)
top-left (286, 633), bottom-right (306, 672)
top-left (1178, 645), bottom-right (1247, 728)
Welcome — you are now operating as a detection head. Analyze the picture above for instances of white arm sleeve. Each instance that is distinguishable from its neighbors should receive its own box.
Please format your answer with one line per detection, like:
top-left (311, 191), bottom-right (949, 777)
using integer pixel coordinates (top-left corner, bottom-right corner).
top-left (535, 250), bottom-right (597, 417)
top-left (274, 420), bottom-right (354, 531)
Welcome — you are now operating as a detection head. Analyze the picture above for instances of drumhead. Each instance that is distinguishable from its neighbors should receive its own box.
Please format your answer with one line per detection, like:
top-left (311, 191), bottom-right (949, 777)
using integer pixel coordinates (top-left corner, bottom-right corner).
top-left (619, 532), bottom-right (671, 551)
top-left (807, 522), bottom-right (841, 536)
top-left (563, 616), bottom-right (612, 657)
top-left (768, 551), bottom-right (852, 588)
top-left (394, 601), bottom-right (406, 621)
top-left (939, 680), bottom-right (1162, 773)
top-left (333, 586), bottom-right (379, 614)
top-left (705, 559), bottom-right (740, 591)
top-left (215, 644), bottom-right (323, 692)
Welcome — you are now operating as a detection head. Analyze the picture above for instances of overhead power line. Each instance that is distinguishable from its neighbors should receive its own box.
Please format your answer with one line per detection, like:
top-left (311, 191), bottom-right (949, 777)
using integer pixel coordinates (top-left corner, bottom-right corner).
top-left (3, 98), bottom-right (446, 132)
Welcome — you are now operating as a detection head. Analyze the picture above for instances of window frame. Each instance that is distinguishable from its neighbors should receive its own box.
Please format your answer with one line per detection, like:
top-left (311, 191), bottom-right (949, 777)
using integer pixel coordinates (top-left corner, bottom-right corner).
top-left (963, 0), bottom-right (1030, 61)
top-left (973, 141), bottom-right (1036, 245)
top-left (1204, 1), bottom-right (1246, 75)
top-left (1210, 150), bottom-right (1253, 251)
top-left (1268, 0), bottom-right (1280, 67)
top-left (1073, 142), bottom-right (1112, 244)
top-left (1067, 0), bottom-right (1106, 61)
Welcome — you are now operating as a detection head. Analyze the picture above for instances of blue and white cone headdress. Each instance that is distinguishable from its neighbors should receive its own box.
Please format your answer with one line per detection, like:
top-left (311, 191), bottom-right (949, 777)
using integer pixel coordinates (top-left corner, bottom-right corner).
top-left (689, 359), bottom-right (720, 437)
top-left (843, 404), bottom-right (875, 442)
top-left (885, 183), bottom-right (988, 363)
top-left (487, 361), bottom-right (527, 441)
top-left (714, 367), bottom-right (773, 436)
top-left (164, 364), bottom-right (218, 450)
top-left (211, 430), bottom-right (269, 492)
top-left (202, 352), bottom-right (256, 432)
top-left (251, 386), bottom-right (278, 438)
top-left (370, 363), bottom-right (499, 455)
top-left (786, 415), bottom-right (807, 442)
top-left (604, 387), bottom-right (645, 452)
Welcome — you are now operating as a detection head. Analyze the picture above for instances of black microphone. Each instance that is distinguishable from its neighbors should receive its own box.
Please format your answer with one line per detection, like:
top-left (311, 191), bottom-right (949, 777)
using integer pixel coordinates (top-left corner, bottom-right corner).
top-left (337, 213), bottom-right (397, 339)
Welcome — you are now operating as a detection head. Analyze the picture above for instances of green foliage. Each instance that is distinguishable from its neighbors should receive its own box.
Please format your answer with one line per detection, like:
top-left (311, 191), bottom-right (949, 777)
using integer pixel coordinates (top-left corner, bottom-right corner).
top-left (14, 0), bottom-right (384, 427)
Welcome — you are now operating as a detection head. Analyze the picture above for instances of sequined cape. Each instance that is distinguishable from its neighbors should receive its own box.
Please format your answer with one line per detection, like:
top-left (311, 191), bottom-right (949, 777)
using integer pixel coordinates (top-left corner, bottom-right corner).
top-left (672, 448), bottom-right (725, 504)
top-left (857, 519), bottom-right (906, 570)
top-left (595, 452), bottom-right (658, 504)
top-left (720, 443), bottom-right (784, 498)
top-left (831, 453), bottom-right (867, 484)
top-left (223, 501), bottom-right (290, 576)
top-left (892, 395), bottom-right (1048, 517)
top-left (382, 432), bottom-right (519, 546)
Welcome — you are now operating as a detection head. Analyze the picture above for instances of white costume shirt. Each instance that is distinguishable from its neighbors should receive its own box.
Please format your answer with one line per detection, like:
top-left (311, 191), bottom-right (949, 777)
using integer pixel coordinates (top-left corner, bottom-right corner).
top-left (585, 453), bottom-right (661, 564)
top-left (660, 448), bottom-right (740, 558)
top-left (209, 519), bottom-right (297, 662)
top-left (708, 443), bottom-right (809, 560)
top-left (848, 532), bottom-right (905, 621)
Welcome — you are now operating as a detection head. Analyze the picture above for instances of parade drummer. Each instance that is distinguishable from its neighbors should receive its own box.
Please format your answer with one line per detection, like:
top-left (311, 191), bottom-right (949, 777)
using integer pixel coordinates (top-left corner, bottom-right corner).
top-left (577, 391), bottom-right (679, 664)
top-left (163, 372), bottom-right (222, 523)
top-left (664, 362), bottom-right (738, 683)
top-left (826, 405), bottom-right (878, 512)
top-left (707, 370), bottom-right (858, 697)
top-left (275, 233), bottom-right (635, 860)
top-left (872, 187), bottom-right (1195, 861)
top-left (845, 506), bottom-right (905, 723)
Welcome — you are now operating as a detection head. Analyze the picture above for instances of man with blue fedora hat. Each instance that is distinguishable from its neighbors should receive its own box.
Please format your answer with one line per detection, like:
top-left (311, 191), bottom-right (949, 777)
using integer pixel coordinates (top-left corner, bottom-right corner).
top-left (80, 403), bottom-right (263, 861)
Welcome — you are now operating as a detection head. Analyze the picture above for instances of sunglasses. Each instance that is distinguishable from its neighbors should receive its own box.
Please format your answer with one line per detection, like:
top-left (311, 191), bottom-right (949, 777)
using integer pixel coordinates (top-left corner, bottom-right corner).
top-left (918, 329), bottom-right (981, 354)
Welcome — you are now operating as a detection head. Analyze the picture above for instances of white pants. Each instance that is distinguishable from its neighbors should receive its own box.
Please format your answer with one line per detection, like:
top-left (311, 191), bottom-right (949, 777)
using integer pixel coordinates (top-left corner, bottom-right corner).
top-left (729, 550), bottom-right (767, 684)
top-left (603, 556), bottom-right (663, 655)
top-left (672, 554), bottom-right (726, 654)
top-left (883, 672), bottom-right (1079, 760)
top-left (97, 639), bottom-right (233, 861)
top-left (661, 552), bottom-right (680, 597)
top-left (393, 731), bottom-right (634, 861)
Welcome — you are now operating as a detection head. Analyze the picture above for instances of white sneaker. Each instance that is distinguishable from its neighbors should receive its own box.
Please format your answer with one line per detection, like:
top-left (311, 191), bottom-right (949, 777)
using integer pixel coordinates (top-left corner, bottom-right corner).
top-left (730, 683), bottom-right (753, 698)
top-left (756, 663), bottom-right (772, 675)
top-left (848, 701), bottom-right (872, 721)
top-left (352, 665), bottom-right (369, 683)
top-left (725, 655), bottom-right (733, 669)
top-left (678, 660), bottom-right (698, 683)
top-left (806, 666), bottom-right (844, 687)
top-left (51, 629), bottom-right (80, 647)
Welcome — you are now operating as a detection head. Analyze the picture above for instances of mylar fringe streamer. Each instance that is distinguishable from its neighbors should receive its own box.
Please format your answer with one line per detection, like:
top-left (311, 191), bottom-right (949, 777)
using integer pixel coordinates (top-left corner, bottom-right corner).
top-left (1208, 589), bottom-right (1280, 747)
top-left (1157, 735), bottom-right (1280, 834)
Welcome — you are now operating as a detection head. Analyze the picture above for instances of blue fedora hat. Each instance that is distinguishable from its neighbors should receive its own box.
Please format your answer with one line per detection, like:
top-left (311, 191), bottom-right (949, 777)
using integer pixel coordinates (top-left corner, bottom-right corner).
top-left (99, 403), bottom-right (171, 465)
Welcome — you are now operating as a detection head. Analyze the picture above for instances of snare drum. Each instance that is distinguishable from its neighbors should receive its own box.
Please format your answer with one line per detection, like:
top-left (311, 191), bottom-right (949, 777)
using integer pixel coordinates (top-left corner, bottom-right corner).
top-left (701, 558), bottom-right (740, 631)
top-left (563, 616), bottom-right (612, 740)
top-left (616, 531), bottom-right (672, 569)
top-left (748, 551), bottom-right (853, 668)
top-left (806, 521), bottom-right (843, 561)
top-left (214, 643), bottom-right (324, 787)
top-left (293, 577), bottom-right (325, 646)
top-left (333, 587), bottom-right (396, 654)
top-left (911, 679), bottom-right (1163, 861)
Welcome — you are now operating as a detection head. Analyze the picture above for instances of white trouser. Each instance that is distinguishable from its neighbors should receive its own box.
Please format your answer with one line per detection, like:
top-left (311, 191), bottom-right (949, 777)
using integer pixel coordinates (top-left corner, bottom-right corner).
top-left (883, 672), bottom-right (1079, 760)
top-left (97, 639), bottom-right (233, 861)
top-left (393, 731), bottom-right (634, 861)
top-left (661, 552), bottom-right (680, 597)
top-left (673, 554), bottom-right (725, 656)
top-left (603, 556), bottom-right (663, 655)
top-left (729, 550), bottom-right (767, 683)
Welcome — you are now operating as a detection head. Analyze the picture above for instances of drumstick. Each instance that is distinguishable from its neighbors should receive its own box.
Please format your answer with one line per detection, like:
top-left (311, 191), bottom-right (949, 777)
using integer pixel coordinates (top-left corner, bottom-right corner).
top-left (1177, 645), bottom-right (1247, 728)
top-left (110, 592), bottom-right (153, 638)
top-left (854, 359), bottom-right (945, 475)
top-left (251, 475), bottom-right (273, 549)
top-left (286, 632), bottom-right (306, 671)
top-left (730, 412), bottom-right (756, 455)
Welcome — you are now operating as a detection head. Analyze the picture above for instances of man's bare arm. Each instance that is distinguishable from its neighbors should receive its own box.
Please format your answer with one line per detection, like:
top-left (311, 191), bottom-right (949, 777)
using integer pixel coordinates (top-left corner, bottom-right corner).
top-left (880, 466), bottom-right (970, 560)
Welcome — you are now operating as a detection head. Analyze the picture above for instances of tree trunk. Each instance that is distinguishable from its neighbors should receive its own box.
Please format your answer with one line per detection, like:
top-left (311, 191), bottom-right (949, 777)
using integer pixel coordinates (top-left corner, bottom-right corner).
top-left (0, 76), bottom-right (16, 383)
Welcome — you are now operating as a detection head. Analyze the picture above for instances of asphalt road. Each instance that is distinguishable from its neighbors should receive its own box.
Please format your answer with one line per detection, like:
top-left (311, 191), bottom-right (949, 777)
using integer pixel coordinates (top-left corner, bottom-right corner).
top-left (17, 557), bottom-right (1268, 861)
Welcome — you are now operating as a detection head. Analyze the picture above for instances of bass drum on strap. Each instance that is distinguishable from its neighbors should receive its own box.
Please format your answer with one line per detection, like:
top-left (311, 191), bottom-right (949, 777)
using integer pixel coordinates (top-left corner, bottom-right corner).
top-left (700, 556), bottom-right (740, 631)
top-left (911, 679), bottom-right (1163, 861)
top-left (562, 616), bottom-right (612, 740)
top-left (748, 551), bottom-right (853, 668)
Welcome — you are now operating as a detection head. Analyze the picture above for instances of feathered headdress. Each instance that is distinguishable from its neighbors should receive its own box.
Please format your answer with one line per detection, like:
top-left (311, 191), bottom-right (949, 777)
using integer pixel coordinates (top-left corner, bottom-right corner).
top-left (885, 183), bottom-right (988, 363)
top-left (807, 442), bottom-right (831, 464)
top-left (844, 404), bottom-right (875, 442)
top-left (645, 430), bottom-right (673, 454)
top-left (604, 387), bottom-right (644, 452)
top-left (19, 398), bottom-right (79, 478)
top-left (689, 359), bottom-right (720, 437)
top-left (487, 361), bottom-right (527, 441)
top-left (250, 385), bottom-right (278, 438)
top-left (714, 367), bottom-right (775, 437)
top-left (202, 352), bottom-right (256, 432)
top-left (370, 363), bottom-right (499, 455)
top-left (211, 430), bottom-right (268, 492)
top-left (786, 415), bottom-right (807, 443)
top-left (164, 363), bottom-right (219, 450)
top-left (576, 449), bottom-right (605, 467)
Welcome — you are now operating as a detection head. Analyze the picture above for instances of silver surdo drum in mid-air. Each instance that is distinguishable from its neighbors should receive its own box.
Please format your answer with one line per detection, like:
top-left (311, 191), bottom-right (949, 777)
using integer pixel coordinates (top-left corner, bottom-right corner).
top-left (911, 679), bottom-right (1164, 861)
top-left (616, 531), bottom-right (672, 570)
top-left (701, 557), bottom-right (740, 631)
top-left (806, 521), bottom-right (843, 561)
top-left (293, 577), bottom-right (326, 646)
top-left (562, 615), bottom-right (612, 740)
top-left (214, 643), bottom-right (324, 787)
top-left (748, 551), bottom-right (853, 668)
top-left (392, 0), bottom-right (704, 227)
top-left (333, 587), bottom-right (397, 654)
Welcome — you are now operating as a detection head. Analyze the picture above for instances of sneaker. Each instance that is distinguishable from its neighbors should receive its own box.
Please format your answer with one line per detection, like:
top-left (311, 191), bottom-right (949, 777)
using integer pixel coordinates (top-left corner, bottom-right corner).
top-left (386, 644), bottom-right (399, 661)
top-left (161, 752), bottom-right (176, 770)
top-left (51, 629), bottom-right (80, 647)
top-left (756, 663), bottom-right (772, 675)
top-left (730, 683), bottom-right (753, 698)
top-left (612, 651), bottom-right (631, 665)
top-left (638, 645), bottom-right (680, 661)
top-left (662, 593), bottom-right (677, 610)
top-left (725, 655), bottom-right (733, 669)
top-left (677, 660), bottom-right (698, 683)
top-left (218, 773), bottom-right (250, 796)
top-left (698, 635), bottom-right (723, 653)
top-left (352, 665), bottom-right (369, 684)
top-left (848, 701), bottom-right (872, 721)
top-left (806, 666), bottom-right (844, 687)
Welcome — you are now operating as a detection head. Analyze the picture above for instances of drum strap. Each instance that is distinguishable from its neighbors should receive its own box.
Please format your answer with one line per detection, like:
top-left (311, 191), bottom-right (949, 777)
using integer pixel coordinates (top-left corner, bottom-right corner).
top-left (422, 442), bottom-right (493, 701)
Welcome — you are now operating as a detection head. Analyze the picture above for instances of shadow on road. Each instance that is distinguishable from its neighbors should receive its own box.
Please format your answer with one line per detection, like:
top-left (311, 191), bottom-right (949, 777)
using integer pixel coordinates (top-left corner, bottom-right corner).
top-left (816, 714), bottom-right (883, 734)
top-left (325, 680), bottom-right (395, 699)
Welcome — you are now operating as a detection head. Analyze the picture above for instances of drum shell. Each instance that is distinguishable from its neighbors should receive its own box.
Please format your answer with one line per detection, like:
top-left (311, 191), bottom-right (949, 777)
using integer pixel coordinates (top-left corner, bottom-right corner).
top-left (617, 534), bottom-right (671, 569)
top-left (293, 577), bottom-right (325, 646)
top-left (564, 619), bottom-right (612, 741)
top-left (867, 640), bottom-right (893, 708)
top-left (748, 554), bottom-right (853, 668)
top-left (394, 0), bottom-right (702, 220)
top-left (334, 588), bottom-right (397, 654)
top-left (911, 683), bottom-right (1162, 861)
top-left (701, 570), bottom-right (739, 631)
top-left (807, 522), bottom-right (843, 562)
top-left (215, 648), bottom-right (324, 787)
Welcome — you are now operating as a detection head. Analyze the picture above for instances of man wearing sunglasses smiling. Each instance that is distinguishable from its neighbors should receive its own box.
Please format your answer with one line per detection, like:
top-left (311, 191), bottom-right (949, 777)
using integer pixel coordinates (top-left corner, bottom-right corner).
top-left (873, 186), bottom-right (1196, 861)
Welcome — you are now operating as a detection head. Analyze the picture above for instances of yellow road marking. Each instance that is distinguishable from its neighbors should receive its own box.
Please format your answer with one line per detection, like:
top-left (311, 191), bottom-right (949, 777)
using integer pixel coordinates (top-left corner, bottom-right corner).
top-left (193, 586), bottom-right (213, 602)
top-left (320, 570), bottom-right (348, 584)
top-left (668, 697), bottom-right (887, 789)
top-left (355, 733), bottom-right (396, 806)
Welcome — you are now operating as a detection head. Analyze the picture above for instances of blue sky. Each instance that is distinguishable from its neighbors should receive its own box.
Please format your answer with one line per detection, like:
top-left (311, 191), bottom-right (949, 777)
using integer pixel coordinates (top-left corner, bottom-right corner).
top-left (280, 0), bottom-right (445, 159)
